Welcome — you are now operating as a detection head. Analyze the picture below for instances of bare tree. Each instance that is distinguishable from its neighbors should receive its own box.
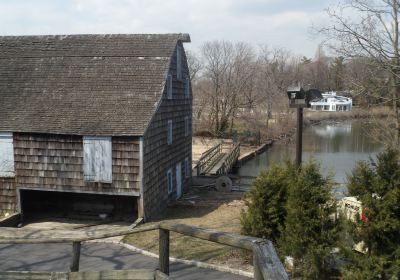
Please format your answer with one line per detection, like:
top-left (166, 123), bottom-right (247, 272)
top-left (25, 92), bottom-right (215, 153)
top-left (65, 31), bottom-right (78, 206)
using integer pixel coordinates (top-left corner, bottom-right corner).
top-left (186, 50), bottom-right (203, 84)
top-left (319, 0), bottom-right (400, 148)
top-left (200, 41), bottom-right (257, 135)
top-left (297, 45), bottom-right (333, 91)
top-left (255, 46), bottom-right (299, 137)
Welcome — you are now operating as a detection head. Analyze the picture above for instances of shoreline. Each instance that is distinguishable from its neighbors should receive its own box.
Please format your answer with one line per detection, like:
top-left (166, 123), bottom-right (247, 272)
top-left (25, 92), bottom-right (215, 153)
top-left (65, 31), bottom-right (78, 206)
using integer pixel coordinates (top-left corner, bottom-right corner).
top-left (193, 107), bottom-right (390, 172)
top-left (304, 106), bottom-right (390, 124)
top-left (236, 113), bottom-right (385, 167)
top-left (237, 141), bottom-right (273, 166)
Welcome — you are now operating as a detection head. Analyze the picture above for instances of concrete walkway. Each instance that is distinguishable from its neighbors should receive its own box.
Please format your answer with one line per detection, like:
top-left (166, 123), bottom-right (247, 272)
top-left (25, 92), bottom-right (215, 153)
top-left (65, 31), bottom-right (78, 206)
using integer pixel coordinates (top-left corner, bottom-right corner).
top-left (0, 242), bottom-right (250, 280)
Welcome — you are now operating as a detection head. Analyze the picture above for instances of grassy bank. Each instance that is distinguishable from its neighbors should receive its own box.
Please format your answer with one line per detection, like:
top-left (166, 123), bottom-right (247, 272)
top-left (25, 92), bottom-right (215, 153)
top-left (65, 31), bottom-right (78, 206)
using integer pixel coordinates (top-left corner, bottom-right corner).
top-left (305, 106), bottom-right (391, 123)
top-left (194, 106), bottom-right (390, 145)
top-left (123, 189), bottom-right (252, 271)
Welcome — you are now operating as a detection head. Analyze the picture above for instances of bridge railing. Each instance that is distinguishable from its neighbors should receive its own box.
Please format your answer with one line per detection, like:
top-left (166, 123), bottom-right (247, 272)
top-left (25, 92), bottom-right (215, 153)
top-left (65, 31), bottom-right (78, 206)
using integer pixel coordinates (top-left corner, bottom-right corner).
top-left (217, 143), bottom-right (240, 175)
top-left (196, 143), bottom-right (222, 175)
top-left (0, 222), bottom-right (288, 280)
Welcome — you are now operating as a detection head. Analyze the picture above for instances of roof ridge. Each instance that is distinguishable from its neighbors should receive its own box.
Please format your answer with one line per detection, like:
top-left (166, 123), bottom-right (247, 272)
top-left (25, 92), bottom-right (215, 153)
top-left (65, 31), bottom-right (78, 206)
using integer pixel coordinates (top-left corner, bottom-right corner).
top-left (0, 56), bottom-right (171, 59)
top-left (0, 33), bottom-right (191, 42)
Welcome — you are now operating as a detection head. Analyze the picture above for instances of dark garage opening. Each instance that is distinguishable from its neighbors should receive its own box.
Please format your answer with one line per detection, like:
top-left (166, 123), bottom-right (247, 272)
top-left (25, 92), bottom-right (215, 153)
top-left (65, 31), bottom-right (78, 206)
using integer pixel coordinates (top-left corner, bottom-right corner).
top-left (19, 189), bottom-right (138, 222)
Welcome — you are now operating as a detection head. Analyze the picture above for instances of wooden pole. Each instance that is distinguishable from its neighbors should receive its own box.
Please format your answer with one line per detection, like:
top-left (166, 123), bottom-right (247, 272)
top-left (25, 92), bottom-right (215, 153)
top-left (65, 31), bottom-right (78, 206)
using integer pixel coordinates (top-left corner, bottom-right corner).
top-left (0, 223), bottom-right (160, 244)
top-left (296, 107), bottom-right (303, 167)
top-left (160, 222), bottom-right (262, 250)
top-left (70, 241), bottom-right (81, 272)
top-left (159, 228), bottom-right (170, 275)
top-left (253, 253), bottom-right (263, 280)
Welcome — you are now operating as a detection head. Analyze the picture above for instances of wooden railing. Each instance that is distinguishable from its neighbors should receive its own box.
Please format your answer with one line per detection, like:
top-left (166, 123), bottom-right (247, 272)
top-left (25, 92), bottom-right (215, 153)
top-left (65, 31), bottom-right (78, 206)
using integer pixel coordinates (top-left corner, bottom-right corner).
top-left (1, 270), bottom-right (169, 280)
top-left (158, 222), bottom-right (287, 280)
top-left (0, 222), bottom-right (288, 280)
top-left (196, 143), bottom-right (222, 175)
top-left (217, 143), bottom-right (240, 175)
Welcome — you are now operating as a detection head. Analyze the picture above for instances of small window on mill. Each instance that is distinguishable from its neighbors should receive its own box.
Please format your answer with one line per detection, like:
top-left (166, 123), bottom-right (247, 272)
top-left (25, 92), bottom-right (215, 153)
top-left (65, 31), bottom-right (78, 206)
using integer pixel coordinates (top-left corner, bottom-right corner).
top-left (167, 169), bottom-right (173, 194)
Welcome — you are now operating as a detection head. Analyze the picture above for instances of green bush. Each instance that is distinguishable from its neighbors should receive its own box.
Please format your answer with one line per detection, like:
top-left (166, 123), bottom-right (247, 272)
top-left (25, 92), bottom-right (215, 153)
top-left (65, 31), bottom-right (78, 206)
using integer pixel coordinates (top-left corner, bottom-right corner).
top-left (240, 161), bottom-right (295, 242)
top-left (279, 160), bottom-right (341, 279)
top-left (241, 159), bottom-right (341, 279)
top-left (341, 149), bottom-right (400, 279)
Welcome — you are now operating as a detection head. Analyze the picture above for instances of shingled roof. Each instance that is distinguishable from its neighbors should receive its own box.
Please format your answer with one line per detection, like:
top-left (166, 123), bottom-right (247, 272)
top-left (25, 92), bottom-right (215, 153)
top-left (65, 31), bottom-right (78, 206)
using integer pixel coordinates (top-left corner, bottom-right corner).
top-left (0, 34), bottom-right (190, 136)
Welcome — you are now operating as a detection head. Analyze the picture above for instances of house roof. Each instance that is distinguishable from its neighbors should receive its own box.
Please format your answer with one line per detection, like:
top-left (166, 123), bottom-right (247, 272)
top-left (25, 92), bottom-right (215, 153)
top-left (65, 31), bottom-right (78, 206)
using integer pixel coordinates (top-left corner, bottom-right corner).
top-left (0, 34), bottom-right (190, 136)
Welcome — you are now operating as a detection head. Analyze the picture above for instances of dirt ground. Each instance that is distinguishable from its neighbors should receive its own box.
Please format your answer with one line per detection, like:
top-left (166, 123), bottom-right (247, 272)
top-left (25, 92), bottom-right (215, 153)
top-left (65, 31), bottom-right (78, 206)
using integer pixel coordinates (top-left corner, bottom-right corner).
top-left (123, 188), bottom-right (253, 272)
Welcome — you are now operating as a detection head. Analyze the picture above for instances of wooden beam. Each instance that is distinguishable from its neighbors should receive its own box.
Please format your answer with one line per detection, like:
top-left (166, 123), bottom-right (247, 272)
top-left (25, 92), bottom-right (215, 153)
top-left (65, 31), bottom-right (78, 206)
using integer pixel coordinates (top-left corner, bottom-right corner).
top-left (70, 241), bottom-right (81, 272)
top-left (159, 222), bottom-right (263, 250)
top-left (69, 269), bottom-right (155, 279)
top-left (253, 253), bottom-right (263, 280)
top-left (129, 217), bottom-right (144, 229)
top-left (138, 137), bottom-right (145, 220)
top-left (160, 222), bottom-right (288, 280)
top-left (16, 186), bottom-right (140, 197)
top-left (155, 270), bottom-right (170, 280)
top-left (252, 242), bottom-right (288, 280)
top-left (0, 221), bottom-right (288, 279)
top-left (0, 269), bottom-right (157, 280)
top-left (159, 228), bottom-right (170, 275)
top-left (0, 223), bottom-right (160, 244)
top-left (0, 271), bottom-right (68, 280)
top-left (0, 213), bottom-right (21, 227)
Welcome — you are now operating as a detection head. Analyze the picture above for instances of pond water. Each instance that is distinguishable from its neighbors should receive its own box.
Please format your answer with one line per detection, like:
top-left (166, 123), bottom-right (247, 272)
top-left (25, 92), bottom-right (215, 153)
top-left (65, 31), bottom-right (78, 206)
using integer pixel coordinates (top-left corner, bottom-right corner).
top-left (237, 120), bottom-right (383, 196)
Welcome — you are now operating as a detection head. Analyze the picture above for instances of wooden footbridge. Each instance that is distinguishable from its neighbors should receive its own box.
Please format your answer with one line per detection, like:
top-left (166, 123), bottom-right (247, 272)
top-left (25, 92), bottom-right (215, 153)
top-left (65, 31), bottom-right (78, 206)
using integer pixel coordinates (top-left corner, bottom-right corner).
top-left (195, 142), bottom-right (240, 176)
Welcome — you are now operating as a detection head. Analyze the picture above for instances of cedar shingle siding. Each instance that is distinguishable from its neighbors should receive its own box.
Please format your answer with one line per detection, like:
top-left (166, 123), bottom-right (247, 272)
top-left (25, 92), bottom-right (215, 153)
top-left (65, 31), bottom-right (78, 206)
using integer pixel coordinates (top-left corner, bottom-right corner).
top-left (14, 134), bottom-right (140, 194)
top-left (143, 42), bottom-right (192, 219)
top-left (0, 34), bottom-right (192, 220)
top-left (0, 178), bottom-right (15, 212)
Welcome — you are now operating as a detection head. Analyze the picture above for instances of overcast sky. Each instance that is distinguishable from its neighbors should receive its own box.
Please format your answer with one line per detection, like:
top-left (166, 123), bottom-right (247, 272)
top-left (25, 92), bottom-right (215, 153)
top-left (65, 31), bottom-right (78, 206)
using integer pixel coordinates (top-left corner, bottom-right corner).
top-left (0, 0), bottom-right (338, 57)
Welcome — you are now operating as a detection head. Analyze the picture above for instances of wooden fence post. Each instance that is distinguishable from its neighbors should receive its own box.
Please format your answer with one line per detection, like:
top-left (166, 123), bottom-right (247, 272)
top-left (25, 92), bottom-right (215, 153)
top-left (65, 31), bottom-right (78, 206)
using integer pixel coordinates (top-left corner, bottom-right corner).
top-left (159, 228), bottom-right (170, 275)
top-left (70, 241), bottom-right (81, 272)
top-left (253, 252), bottom-right (263, 280)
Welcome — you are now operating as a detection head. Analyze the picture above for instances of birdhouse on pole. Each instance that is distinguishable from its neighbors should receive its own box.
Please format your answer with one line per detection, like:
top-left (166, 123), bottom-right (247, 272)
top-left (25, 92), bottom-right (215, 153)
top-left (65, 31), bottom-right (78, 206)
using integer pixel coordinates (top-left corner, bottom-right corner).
top-left (286, 87), bottom-right (322, 108)
top-left (287, 86), bottom-right (307, 108)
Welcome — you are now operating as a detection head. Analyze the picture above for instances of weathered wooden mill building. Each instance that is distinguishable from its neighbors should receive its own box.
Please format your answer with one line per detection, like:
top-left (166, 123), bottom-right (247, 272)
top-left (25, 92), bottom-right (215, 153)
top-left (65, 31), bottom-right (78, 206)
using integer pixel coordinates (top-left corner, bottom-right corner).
top-left (0, 34), bottom-right (192, 221)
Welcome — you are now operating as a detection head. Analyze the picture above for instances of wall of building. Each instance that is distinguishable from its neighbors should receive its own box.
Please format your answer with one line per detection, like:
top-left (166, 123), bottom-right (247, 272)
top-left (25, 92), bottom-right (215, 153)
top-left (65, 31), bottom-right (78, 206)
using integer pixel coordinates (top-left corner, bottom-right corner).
top-left (0, 133), bottom-right (141, 213)
top-left (142, 41), bottom-right (192, 220)
top-left (0, 178), bottom-right (16, 213)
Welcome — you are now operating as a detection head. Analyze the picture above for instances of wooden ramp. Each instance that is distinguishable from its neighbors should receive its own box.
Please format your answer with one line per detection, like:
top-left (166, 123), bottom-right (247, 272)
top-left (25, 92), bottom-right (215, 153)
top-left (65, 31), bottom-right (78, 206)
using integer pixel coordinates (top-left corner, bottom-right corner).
top-left (208, 152), bottom-right (229, 174)
top-left (196, 142), bottom-right (240, 176)
top-left (0, 269), bottom-right (169, 280)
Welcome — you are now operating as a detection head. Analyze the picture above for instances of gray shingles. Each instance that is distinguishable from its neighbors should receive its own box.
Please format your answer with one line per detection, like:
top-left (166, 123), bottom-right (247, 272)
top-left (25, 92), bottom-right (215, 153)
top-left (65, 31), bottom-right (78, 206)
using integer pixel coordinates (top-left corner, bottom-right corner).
top-left (0, 34), bottom-right (189, 136)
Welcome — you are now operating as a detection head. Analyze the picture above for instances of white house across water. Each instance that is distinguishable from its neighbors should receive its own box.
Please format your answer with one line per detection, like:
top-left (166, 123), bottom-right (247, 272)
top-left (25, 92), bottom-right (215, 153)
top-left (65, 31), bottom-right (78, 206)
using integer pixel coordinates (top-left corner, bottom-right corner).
top-left (310, 91), bottom-right (352, 112)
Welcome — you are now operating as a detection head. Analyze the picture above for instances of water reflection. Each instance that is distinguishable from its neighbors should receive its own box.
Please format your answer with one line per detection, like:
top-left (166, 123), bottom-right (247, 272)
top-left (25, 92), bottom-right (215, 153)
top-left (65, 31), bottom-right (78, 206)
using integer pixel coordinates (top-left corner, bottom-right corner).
top-left (305, 121), bottom-right (381, 153)
top-left (312, 122), bottom-right (352, 138)
top-left (238, 120), bottom-right (383, 188)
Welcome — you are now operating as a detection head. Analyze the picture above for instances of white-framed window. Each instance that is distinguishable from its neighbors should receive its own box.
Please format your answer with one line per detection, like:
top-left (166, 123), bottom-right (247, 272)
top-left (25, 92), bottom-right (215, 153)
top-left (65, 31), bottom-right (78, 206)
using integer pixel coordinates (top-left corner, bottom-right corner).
top-left (0, 132), bottom-right (14, 177)
top-left (185, 116), bottom-right (190, 137)
top-left (167, 168), bottom-right (173, 194)
top-left (83, 136), bottom-right (112, 183)
top-left (185, 157), bottom-right (190, 178)
top-left (167, 120), bottom-right (173, 145)
top-left (185, 77), bottom-right (190, 97)
top-left (167, 74), bottom-right (172, 99)
top-left (177, 46), bottom-right (182, 80)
